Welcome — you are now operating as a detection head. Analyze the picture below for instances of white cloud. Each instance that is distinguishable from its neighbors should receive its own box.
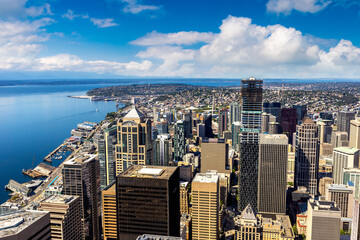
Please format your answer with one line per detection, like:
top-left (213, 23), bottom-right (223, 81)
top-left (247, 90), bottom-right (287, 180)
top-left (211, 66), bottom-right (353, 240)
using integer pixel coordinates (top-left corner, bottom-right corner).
top-left (62, 10), bottom-right (90, 21)
top-left (266, 0), bottom-right (331, 14)
top-left (121, 0), bottom-right (160, 14)
top-left (0, 0), bottom-right (52, 18)
top-left (131, 31), bottom-right (215, 46)
top-left (90, 18), bottom-right (118, 28)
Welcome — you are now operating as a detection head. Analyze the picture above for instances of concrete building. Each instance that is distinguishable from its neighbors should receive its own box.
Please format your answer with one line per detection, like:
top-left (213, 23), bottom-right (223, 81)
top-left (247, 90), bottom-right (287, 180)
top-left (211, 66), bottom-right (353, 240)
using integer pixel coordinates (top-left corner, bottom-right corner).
top-left (234, 204), bottom-right (261, 240)
top-left (101, 181), bottom-right (117, 240)
top-left (295, 118), bottom-right (319, 196)
top-left (317, 119), bottom-right (333, 144)
top-left (39, 195), bottom-right (82, 240)
top-left (350, 119), bottom-right (360, 149)
top-left (268, 122), bottom-right (280, 134)
top-left (232, 121), bottom-right (241, 152)
top-left (201, 138), bottom-right (230, 174)
top-left (280, 108), bottom-right (298, 144)
top-left (98, 125), bottom-right (117, 190)
top-left (352, 198), bottom-right (360, 240)
top-left (262, 215), bottom-right (294, 240)
top-left (218, 108), bottom-right (228, 138)
top-left (331, 131), bottom-right (349, 148)
top-left (174, 120), bottom-right (186, 161)
top-left (116, 165), bottom-right (180, 239)
top-left (0, 210), bottom-right (51, 240)
top-left (293, 104), bottom-right (307, 124)
top-left (136, 235), bottom-right (182, 240)
top-left (239, 77), bottom-right (263, 213)
top-left (263, 102), bottom-right (281, 122)
top-left (288, 145), bottom-right (295, 172)
top-left (338, 111), bottom-right (355, 137)
top-left (306, 200), bottom-right (341, 240)
top-left (333, 147), bottom-right (360, 184)
top-left (325, 184), bottom-right (354, 218)
top-left (320, 143), bottom-right (333, 156)
top-left (230, 103), bottom-right (241, 125)
top-left (180, 182), bottom-right (189, 215)
top-left (62, 154), bottom-right (100, 240)
top-left (192, 172), bottom-right (220, 240)
top-left (197, 123), bottom-right (205, 138)
top-left (319, 177), bottom-right (333, 196)
top-left (343, 168), bottom-right (360, 199)
top-left (115, 106), bottom-right (152, 174)
top-left (154, 134), bottom-right (172, 166)
top-left (258, 134), bottom-right (288, 216)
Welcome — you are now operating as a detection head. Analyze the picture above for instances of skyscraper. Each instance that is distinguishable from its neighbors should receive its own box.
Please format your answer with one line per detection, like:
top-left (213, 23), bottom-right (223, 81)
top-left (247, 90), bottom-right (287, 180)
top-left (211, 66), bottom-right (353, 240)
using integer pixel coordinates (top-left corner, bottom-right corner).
top-left (317, 119), bottom-right (333, 144)
top-left (114, 106), bottom-right (152, 174)
top-left (280, 108), bottom-right (297, 144)
top-left (99, 125), bottom-right (117, 190)
top-left (258, 134), bottom-right (288, 216)
top-left (238, 77), bottom-right (263, 213)
top-left (338, 111), bottom-right (356, 136)
top-left (62, 154), bottom-right (100, 240)
top-left (218, 108), bottom-right (228, 138)
top-left (192, 172), bottom-right (220, 240)
top-left (230, 102), bottom-right (241, 125)
top-left (333, 147), bottom-right (360, 184)
top-left (102, 181), bottom-right (117, 240)
top-left (204, 115), bottom-right (214, 138)
top-left (116, 165), bottom-right (180, 239)
top-left (350, 119), bottom-right (360, 149)
top-left (174, 120), bottom-right (186, 161)
top-left (293, 104), bottom-right (307, 124)
top-left (183, 111), bottom-right (192, 138)
top-left (232, 121), bottom-right (241, 152)
top-left (153, 133), bottom-right (172, 166)
top-left (295, 118), bottom-right (319, 196)
top-left (263, 102), bottom-right (281, 121)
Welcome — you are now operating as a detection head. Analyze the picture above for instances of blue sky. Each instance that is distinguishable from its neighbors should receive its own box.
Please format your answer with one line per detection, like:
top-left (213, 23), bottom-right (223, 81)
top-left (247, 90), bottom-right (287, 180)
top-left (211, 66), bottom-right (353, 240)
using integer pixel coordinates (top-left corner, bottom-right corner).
top-left (0, 0), bottom-right (360, 79)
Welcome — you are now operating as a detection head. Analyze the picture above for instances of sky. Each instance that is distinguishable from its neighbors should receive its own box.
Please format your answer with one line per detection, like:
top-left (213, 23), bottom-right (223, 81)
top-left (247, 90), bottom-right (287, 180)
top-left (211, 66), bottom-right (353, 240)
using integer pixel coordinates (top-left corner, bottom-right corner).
top-left (0, 0), bottom-right (360, 79)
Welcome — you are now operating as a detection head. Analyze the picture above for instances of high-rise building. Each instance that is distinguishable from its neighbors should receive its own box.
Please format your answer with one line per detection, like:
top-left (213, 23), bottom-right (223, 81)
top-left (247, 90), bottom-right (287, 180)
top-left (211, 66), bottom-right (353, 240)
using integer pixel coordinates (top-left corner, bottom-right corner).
top-left (218, 109), bottom-right (228, 138)
top-left (331, 131), bottom-right (350, 148)
top-left (320, 111), bottom-right (334, 122)
top-left (263, 102), bottom-right (281, 121)
top-left (280, 108), bottom-right (297, 144)
top-left (192, 172), bottom-right (220, 240)
top-left (317, 119), bottom-right (333, 144)
top-left (232, 121), bottom-right (241, 152)
top-left (99, 125), bottom-right (117, 190)
top-left (319, 177), bottom-right (333, 196)
top-left (258, 134), bottom-right (288, 216)
top-left (115, 106), bottom-right (152, 174)
top-left (116, 165), bottom-right (180, 239)
top-left (261, 113), bottom-right (276, 133)
top-left (154, 133), bottom-right (172, 166)
top-left (325, 184), bottom-right (354, 220)
top-left (156, 122), bottom-right (169, 134)
top-left (183, 112), bottom-right (192, 138)
top-left (306, 200), bottom-right (341, 240)
top-left (204, 115), bottom-right (214, 138)
top-left (333, 147), bottom-right (360, 184)
top-left (338, 111), bottom-right (356, 136)
top-left (352, 198), bottom-right (360, 240)
top-left (102, 181), bottom-right (117, 240)
top-left (201, 138), bottom-right (230, 174)
top-left (350, 119), bottom-right (360, 149)
top-left (0, 210), bottom-right (51, 240)
top-left (268, 122), bottom-right (280, 134)
top-left (238, 77), bottom-right (263, 213)
top-left (230, 103), bottom-right (241, 125)
top-left (62, 154), bottom-right (100, 240)
top-left (295, 118), bottom-right (319, 196)
top-left (343, 168), bottom-right (360, 199)
top-left (234, 204), bottom-right (261, 240)
top-left (39, 195), bottom-right (82, 240)
top-left (174, 120), bottom-right (186, 161)
top-left (180, 181), bottom-right (189, 215)
top-left (197, 123), bottom-right (205, 138)
top-left (293, 104), bottom-right (307, 124)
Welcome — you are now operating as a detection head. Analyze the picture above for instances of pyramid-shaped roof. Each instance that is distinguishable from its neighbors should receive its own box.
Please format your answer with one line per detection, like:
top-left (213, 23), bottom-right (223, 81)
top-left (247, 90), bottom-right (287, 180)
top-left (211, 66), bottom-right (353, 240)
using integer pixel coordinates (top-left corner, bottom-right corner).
top-left (240, 204), bottom-right (257, 220)
top-left (123, 105), bottom-right (145, 121)
top-left (302, 117), bottom-right (314, 124)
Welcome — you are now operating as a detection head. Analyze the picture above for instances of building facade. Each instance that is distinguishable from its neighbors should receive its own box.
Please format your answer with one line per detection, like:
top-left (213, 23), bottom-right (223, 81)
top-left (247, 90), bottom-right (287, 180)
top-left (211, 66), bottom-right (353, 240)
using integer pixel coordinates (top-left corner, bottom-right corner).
top-left (350, 119), bottom-right (360, 149)
top-left (333, 147), bottom-right (360, 184)
top-left (174, 120), bottom-right (186, 162)
top-left (338, 111), bottom-right (355, 136)
top-left (99, 125), bottom-right (117, 190)
top-left (102, 181), bottom-right (117, 240)
top-left (153, 133), bottom-right (172, 166)
top-left (218, 108), bottom-right (228, 138)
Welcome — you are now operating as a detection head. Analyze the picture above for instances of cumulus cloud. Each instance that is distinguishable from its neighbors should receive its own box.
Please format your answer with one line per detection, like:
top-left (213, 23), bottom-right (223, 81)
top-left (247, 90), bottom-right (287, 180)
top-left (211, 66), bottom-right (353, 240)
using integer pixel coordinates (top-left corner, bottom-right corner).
top-left (90, 18), bottom-right (118, 28)
top-left (121, 0), bottom-right (160, 14)
top-left (131, 31), bottom-right (215, 46)
top-left (0, 0), bottom-right (52, 19)
top-left (62, 10), bottom-right (89, 21)
top-left (266, 0), bottom-right (331, 14)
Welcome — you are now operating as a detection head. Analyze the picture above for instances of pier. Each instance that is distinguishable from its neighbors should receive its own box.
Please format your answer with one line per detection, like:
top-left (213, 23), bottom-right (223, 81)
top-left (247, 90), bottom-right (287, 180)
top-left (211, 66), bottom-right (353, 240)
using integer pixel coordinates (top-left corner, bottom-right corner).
top-left (43, 143), bottom-right (65, 163)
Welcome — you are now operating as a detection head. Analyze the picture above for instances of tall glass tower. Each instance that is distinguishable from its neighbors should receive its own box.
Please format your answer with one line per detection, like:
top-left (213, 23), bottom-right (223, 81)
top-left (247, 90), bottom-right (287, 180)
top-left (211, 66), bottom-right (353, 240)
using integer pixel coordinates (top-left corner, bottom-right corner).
top-left (238, 77), bottom-right (263, 213)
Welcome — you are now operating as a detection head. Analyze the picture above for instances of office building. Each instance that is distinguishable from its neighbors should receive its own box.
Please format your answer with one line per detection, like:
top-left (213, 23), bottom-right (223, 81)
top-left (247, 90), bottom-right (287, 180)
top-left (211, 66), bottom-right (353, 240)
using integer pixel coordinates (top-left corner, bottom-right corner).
top-left (293, 104), bottom-right (307, 124)
top-left (350, 119), bottom-right (360, 149)
top-left (268, 122), bottom-right (280, 134)
top-left (39, 195), bottom-right (82, 240)
top-left (62, 154), bottom-right (100, 240)
top-left (333, 147), bottom-right (360, 184)
top-left (174, 120), bottom-right (186, 161)
top-left (261, 113), bottom-right (276, 133)
top-left (0, 210), bottom-right (51, 240)
top-left (262, 215), bottom-right (295, 240)
top-left (192, 172), bottom-right (220, 240)
top-left (352, 198), bottom-right (360, 240)
top-left (306, 200), bottom-right (341, 240)
top-left (204, 115), bottom-right (214, 138)
top-left (238, 77), bottom-right (263, 213)
top-left (230, 103), bottom-right (241, 125)
top-left (99, 125), bottom-right (117, 190)
top-left (183, 112), bottom-right (192, 139)
top-left (320, 143), bottom-right (333, 156)
top-left (325, 184), bottom-right (354, 221)
top-left (116, 165), bottom-right (180, 240)
top-left (338, 111), bottom-right (355, 136)
top-left (234, 204), bottom-right (261, 240)
top-left (154, 134), bottom-right (172, 166)
top-left (232, 121), bottom-right (241, 152)
top-left (218, 109), bottom-right (228, 138)
top-left (317, 119), bottom-right (333, 144)
top-left (156, 122), bottom-right (169, 134)
top-left (295, 118), bottom-right (319, 196)
top-left (201, 138), bottom-right (230, 174)
top-left (115, 106), bottom-right (152, 174)
top-left (263, 102), bottom-right (281, 121)
top-left (343, 168), bottom-right (360, 199)
top-left (319, 177), bottom-right (333, 196)
top-left (180, 182), bottom-right (189, 215)
top-left (320, 111), bottom-right (334, 121)
top-left (101, 181), bottom-right (117, 240)
top-left (280, 108), bottom-right (297, 144)
top-left (197, 123), bottom-right (205, 138)
top-left (258, 134), bottom-right (288, 216)
top-left (136, 235), bottom-right (182, 240)
top-left (332, 131), bottom-right (350, 148)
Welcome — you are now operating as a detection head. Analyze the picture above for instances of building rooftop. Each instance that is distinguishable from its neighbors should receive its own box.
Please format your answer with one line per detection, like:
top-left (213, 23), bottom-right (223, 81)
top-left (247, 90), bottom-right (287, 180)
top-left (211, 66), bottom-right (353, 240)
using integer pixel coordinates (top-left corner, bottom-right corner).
top-left (64, 154), bottom-right (97, 165)
top-left (42, 195), bottom-right (78, 205)
top-left (327, 184), bottom-right (352, 192)
top-left (334, 147), bottom-right (359, 155)
top-left (123, 106), bottom-right (145, 120)
top-left (310, 200), bottom-right (340, 212)
top-left (0, 210), bottom-right (49, 237)
top-left (136, 234), bottom-right (182, 240)
top-left (120, 165), bottom-right (178, 180)
top-left (192, 172), bottom-right (219, 184)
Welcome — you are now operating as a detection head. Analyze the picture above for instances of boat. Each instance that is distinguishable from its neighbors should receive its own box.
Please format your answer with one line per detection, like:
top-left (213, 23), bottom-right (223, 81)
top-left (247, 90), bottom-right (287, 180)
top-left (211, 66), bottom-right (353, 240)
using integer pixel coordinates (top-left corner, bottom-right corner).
top-left (96, 109), bottom-right (99, 112)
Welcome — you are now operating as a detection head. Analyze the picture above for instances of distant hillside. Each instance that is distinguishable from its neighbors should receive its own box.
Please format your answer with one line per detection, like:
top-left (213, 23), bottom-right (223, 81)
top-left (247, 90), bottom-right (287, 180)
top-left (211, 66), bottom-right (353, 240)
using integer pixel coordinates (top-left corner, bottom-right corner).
top-left (86, 83), bottom-right (212, 96)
